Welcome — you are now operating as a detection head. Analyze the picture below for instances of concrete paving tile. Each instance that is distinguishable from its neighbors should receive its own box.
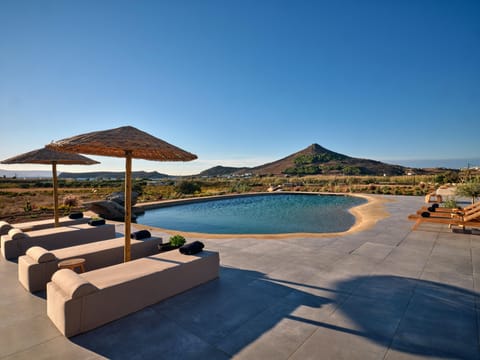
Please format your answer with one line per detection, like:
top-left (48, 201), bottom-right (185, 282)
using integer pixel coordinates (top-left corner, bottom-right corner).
top-left (390, 286), bottom-right (478, 359)
top-left (421, 269), bottom-right (474, 290)
top-left (424, 254), bottom-right (473, 276)
top-left (289, 324), bottom-right (389, 360)
top-left (3, 336), bottom-right (104, 360)
top-left (74, 308), bottom-right (229, 360)
top-left (217, 299), bottom-right (317, 358)
top-left (397, 232), bottom-right (437, 251)
top-left (267, 262), bottom-right (320, 283)
top-left (367, 233), bottom-right (407, 246)
top-left (474, 272), bottom-right (480, 291)
top-left (350, 275), bottom-right (417, 302)
top-left (152, 273), bottom-right (293, 346)
top-left (385, 246), bottom-right (431, 261)
top-left (0, 315), bottom-right (60, 358)
top-left (328, 254), bottom-right (378, 276)
top-left (0, 292), bottom-right (46, 326)
top-left (330, 292), bottom-right (411, 342)
top-left (281, 236), bottom-right (336, 250)
top-left (371, 259), bottom-right (426, 278)
top-left (350, 242), bottom-right (394, 261)
top-left (218, 251), bottom-right (282, 274)
top-left (471, 247), bottom-right (480, 274)
top-left (384, 348), bottom-right (456, 360)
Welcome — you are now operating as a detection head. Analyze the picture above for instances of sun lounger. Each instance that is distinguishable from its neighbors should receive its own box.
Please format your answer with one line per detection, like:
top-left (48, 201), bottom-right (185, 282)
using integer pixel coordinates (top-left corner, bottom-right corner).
top-left (408, 209), bottom-right (480, 230)
top-left (47, 249), bottom-right (220, 337)
top-left (18, 236), bottom-right (162, 292)
top-left (418, 201), bottom-right (480, 214)
top-left (0, 214), bottom-right (91, 236)
top-left (1, 223), bottom-right (116, 260)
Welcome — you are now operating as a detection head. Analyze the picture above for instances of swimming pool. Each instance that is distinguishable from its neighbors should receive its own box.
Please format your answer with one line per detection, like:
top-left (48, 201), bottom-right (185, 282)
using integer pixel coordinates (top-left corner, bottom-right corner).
top-left (136, 193), bottom-right (367, 235)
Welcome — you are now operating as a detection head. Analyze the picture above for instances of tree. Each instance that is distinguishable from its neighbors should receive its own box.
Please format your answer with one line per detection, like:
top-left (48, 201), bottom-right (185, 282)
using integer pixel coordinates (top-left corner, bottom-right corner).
top-left (456, 180), bottom-right (480, 204)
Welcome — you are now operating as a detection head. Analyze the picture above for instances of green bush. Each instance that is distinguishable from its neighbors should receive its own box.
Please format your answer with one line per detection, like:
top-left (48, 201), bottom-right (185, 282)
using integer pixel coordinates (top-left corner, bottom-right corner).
top-left (169, 234), bottom-right (186, 247)
top-left (175, 181), bottom-right (201, 195)
top-left (443, 198), bottom-right (458, 208)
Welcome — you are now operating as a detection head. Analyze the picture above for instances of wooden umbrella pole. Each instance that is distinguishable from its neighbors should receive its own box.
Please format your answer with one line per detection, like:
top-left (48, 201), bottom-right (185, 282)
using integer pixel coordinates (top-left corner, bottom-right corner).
top-left (52, 162), bottom-right (59, 227)
top-left (124, 151), bottom-right (132, 262)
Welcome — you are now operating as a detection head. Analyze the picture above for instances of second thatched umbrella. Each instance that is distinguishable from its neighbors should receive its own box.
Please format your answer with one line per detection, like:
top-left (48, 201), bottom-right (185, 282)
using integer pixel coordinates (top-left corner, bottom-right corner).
top-left (1, 147), bottom-right (99, 227)
top-left (47, 125), bottom-right (197, 262)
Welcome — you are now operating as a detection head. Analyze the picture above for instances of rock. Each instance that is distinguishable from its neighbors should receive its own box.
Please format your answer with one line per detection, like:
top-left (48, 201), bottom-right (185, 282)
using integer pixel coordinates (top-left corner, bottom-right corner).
top-left (106, 191), bottom-right (139, 206)
top-left (84, 200), bottom-right (137, 222)
top-left (132, 206), bottom-right (145, 216)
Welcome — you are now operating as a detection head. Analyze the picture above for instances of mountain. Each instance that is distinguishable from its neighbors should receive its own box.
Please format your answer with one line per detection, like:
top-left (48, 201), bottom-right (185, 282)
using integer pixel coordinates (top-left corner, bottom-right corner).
top-left (201, 144), bottom-right (418, 177)
top-left (199, 166), bottom-right (249, 177)
top-left (58, 171), bottom-right (170, 180)
top-left (248, 144), bottom-right (409, 176)
top-left (0, 169), bottom-right (52, 178)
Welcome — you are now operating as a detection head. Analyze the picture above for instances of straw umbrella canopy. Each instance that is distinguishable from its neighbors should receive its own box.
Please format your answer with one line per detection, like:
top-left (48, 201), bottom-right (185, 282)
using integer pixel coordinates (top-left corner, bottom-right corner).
top-left (1, 147), bottom-right (99, 227)
top-left (46, 125), bottom-right (197, 262)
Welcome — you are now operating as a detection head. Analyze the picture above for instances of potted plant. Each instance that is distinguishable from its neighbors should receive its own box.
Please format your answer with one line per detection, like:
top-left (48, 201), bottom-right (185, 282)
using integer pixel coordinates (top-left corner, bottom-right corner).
top-left (158, 234), bottom-right (186, 252)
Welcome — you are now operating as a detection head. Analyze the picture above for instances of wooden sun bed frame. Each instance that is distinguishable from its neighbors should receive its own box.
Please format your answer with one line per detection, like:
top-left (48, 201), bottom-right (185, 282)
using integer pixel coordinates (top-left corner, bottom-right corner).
top-left (47, 249), bottom-right (220, 337)
top-left (18, 236), bottom-right (162, 293)
top-left (1, 223), bottom-right (116, 260)
top-left (408, 209), bottom-right (480, 230)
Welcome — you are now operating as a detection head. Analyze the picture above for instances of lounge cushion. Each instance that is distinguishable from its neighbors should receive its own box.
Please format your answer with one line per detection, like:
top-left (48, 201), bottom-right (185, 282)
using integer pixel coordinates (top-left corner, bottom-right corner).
top-left (26, 246), bottom-right (55, 263)
top-left (52, 269), bottom-right (98, 299)
top-left (88, 219), bottom-right (106, 226)
top-left (421, 211), bottom-right (431, 218)
top-left (131, 230), bottom-right (151, 240)
top-left (68, 212), bottom-right (84, 219)
top-left (179, 241), bottom-right (204, 255)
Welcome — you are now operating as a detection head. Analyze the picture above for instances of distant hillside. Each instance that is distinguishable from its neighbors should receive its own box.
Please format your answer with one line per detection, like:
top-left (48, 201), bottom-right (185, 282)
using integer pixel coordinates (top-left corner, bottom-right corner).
top-left (200, 144), bottom-right (419, 177)
top-left (0, 169), bottom-right (52, 178)
top-left (199, 166), bottom-right (248, 177)
top-left (247, 144), bottom-right (410, 176)
top-left (59, 171), bottom-right (170, 180)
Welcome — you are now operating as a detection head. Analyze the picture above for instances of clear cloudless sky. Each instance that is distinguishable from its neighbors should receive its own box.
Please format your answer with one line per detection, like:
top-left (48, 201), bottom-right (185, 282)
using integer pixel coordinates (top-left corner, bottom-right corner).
top-left (1, 0), bottom-right (479, 175)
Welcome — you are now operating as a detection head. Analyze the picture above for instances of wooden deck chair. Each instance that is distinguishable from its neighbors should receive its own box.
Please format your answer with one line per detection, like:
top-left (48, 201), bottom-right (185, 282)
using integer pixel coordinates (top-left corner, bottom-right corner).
top-left (416, 202), bottom-right (480, 217)
top-left (408, 208), bottom-right (480, 230)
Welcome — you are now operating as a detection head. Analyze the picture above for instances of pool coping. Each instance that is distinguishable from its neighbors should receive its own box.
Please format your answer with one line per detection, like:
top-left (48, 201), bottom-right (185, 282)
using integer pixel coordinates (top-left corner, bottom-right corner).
top-left (134, 192), bottom-right (391, 239)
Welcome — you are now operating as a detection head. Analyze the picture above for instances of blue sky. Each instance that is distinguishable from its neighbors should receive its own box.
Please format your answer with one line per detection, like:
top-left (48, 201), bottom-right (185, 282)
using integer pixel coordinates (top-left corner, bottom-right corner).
top-left (1, 0), bottom-right (479, 175)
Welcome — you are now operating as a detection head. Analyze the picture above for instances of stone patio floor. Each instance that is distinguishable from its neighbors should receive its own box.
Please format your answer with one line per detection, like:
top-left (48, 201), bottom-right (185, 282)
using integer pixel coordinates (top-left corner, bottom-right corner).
top-left (0, 195), bottom-right (479, 359)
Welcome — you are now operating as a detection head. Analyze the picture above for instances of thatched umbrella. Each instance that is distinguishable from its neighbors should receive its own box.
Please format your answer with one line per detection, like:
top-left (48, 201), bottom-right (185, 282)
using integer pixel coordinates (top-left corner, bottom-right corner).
top-left (1, 147), bottom-right (99, 227)
top-left (47, 125), bottom-right (197, 262)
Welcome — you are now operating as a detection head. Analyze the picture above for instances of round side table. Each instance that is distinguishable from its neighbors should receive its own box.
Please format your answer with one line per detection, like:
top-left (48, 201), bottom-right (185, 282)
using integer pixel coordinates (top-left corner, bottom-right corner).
top-left (58, 258), bottom-right (86, 273)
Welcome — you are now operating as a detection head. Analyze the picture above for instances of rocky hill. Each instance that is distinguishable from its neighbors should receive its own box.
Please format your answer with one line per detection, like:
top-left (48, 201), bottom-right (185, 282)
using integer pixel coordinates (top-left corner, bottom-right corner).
top-left (202, 144), bottom-right (419, 176)
top-left (198, 166), bottom-right (250, 177)
top-left (58, 171), bottom-right (170, 180)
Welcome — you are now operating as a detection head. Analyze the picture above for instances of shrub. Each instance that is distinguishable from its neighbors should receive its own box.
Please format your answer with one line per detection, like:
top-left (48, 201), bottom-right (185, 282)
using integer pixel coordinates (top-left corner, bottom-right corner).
top-left (169, 234), bottom-right (186, 247)
top-left (63, 195), bottom-right (80, 207)
top-left (23, 200), bottom-right (33, 213)
top-left (443, 198), bottom-right (458, 208)
top-left (175, 181), bottom-right (201, 195)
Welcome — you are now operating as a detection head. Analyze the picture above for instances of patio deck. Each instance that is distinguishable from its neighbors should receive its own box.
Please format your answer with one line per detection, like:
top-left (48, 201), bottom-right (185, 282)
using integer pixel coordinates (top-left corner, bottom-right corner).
top-left (0, 195), bottom-right (479, 359)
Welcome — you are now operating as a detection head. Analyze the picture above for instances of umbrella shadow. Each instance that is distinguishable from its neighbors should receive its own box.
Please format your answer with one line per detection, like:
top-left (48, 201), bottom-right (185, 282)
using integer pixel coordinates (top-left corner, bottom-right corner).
top-left (71, 269), bottom-right (479, 359)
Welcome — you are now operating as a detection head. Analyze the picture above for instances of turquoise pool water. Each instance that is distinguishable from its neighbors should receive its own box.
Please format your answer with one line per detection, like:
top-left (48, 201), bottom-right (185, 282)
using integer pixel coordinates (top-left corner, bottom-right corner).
top-left (136, 193), bottom-right (367, 235)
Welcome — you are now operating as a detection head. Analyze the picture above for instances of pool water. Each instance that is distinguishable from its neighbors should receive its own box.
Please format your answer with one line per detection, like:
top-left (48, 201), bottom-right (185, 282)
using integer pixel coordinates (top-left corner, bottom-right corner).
top-left (136, 193), bottom-right (367, 235)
